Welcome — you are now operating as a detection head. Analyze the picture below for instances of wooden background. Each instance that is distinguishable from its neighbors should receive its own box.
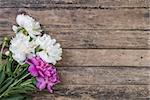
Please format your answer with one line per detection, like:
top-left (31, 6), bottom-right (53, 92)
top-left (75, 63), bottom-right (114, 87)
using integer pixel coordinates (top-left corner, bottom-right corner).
top-left (0, 0), bottom-right (150, 100)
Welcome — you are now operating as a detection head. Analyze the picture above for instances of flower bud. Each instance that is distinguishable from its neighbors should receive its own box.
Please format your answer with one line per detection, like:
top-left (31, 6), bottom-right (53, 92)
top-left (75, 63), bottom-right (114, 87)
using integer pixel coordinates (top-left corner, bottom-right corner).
top-left (4, 37), bottom-right (9, 42)
top-left (5, 51), bottom-right (10, 56)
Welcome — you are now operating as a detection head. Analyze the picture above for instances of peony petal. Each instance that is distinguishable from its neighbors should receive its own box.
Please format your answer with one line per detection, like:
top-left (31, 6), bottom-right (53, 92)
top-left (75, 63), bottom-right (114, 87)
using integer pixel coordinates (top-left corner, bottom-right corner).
top-left (50, 76), bottom-right (57, 83)
top-left (36, 77), bottom-right (46, 90)
top-left (37, 52), bottom-right (50, 64)
top-left (12, 25), bottom-right (18, 33)
top-left (44, 70), bottom-right (51, 77)
top-left (47, 84), bottom-right (53, 93)
top-left (26, 59), bottom-right (34, 66)
top-left (36, 77), bottom-right (44, 82)
top-left (28, 65), bottom-right (38, 76)
top-left (39, 71), bottom-right (45, 77)
top-left (36, 81), bottom-right (46, 91)
top-left (30, 57), bottom-right (40, 66)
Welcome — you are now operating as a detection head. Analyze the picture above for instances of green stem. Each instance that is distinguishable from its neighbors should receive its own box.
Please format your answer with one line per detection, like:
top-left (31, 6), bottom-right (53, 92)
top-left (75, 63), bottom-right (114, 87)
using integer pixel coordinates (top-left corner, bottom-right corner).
top-left (13, 64), bottom-right (20, 75)
top-left (12, 73), bottom-right (30, 87)
top-left (0, 41), bottom-right (6, 64)
top-left (0, 73), bottom-right (30, 98)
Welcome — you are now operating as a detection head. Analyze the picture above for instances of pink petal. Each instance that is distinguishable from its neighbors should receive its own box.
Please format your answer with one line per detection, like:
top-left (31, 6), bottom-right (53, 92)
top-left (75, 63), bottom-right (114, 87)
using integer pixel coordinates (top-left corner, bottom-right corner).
top-left (50, 77), bottom-right (57, 83)
top-left (36, 57), bottom-right (45, 66)
top-left (26, 59), bottom-right (34, 66)
top-left (47, 84), bottom-right (53, 93)
top-left (28, 65), bottom-right (38, 76)
top-left (36, 81), bottom-right (46, 91)
top-left (44, 70), bottom-right (51, 77)
top-left (36, 77), bottom-right (46, 90)
top-left (40, 60), bottom-right (45, 67)
top-left (39, 71), bottom-right (45, 77)
top-left (30, 57), bottom-right (40, 66)
top-left (36, 77), bottom-right (44, 82)
top-left (36, 66), bottom-right (43, 70)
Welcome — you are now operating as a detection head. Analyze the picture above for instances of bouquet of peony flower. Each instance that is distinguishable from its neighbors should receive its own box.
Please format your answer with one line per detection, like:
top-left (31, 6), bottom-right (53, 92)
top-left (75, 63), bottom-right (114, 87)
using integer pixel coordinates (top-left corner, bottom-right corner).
top-left (0, 14), bottom-right (62, 100)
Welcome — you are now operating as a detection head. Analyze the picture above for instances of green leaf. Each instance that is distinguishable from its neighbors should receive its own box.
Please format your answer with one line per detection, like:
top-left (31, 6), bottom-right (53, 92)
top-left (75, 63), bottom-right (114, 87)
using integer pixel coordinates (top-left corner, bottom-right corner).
top-left (4, 53), bottom-right (14, 76)
top-left (31, 77), bottom-right (36, 85)
top-left (22, 64), bottom-right (29, 68)
top-left (11, 60), bottom-right (18, 72)
top-left (20, 79), bottom-right (33, 86)
top-left (16, 27), bottom-right (24, 33)
top-left (6, 81), bottom-right (36, 95)
top-left (35, 45), bottom-right (43, 53)
top-left (15, 67), bottom-right (28, 80)
top-left (6, 58), bottom-right (13, 76)
top-left (0, 64), bottom-right (3, 71)
top-left (0, 78), bottom-right (14, 94)
top-left (2, 54), bottom-right (7, 60)
top-left (29, 37), bottom-right (33, 42)
top-left (0, 73), bottom-right (32, 98)
top-left (17, 27), bottom-right (28, 36)
top-left (1, 94), bottom-right (27, 100)
top-left (0, 70), bottom-right (5, 85)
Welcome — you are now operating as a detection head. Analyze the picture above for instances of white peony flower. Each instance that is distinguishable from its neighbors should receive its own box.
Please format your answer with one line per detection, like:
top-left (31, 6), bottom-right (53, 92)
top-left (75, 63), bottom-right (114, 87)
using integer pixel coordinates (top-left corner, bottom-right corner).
top-left (12, 25), bottom-right (18, 33)
top-left (35, 34), bottom-right (62, 65)
top-left (16, 14), bottom-right (42, 38)
top-left (9, 33), bottom-right (35, 64)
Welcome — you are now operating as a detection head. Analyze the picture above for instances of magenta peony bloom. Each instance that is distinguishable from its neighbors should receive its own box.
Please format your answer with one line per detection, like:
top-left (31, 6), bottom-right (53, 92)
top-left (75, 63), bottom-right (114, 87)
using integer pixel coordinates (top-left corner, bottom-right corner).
top-left (26, 56), bottom-right (60, 93)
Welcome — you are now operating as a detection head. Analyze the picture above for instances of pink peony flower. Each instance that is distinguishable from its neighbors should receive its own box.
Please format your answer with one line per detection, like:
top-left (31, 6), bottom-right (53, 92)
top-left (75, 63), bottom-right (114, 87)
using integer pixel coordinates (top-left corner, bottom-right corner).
top-left (26, 56), bottom-right (60, 93)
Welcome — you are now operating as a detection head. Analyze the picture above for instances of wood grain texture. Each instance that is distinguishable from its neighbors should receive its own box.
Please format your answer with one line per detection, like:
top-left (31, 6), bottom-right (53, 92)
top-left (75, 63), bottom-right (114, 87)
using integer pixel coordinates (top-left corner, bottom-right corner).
top-left (32, 85), bottom-right (150, 100)
top-left (57, 67), bottom-right (150, 85)
top-left (1, 30), bottom-right (150, 49)
top-left (0, 0), bottom-right (149, 8)
top-left (0, 0), bottom-right (150, 99)
top-left (0, 8), bottom-right (149, 30)
top-left (58, 49), bottom-right (150, 67)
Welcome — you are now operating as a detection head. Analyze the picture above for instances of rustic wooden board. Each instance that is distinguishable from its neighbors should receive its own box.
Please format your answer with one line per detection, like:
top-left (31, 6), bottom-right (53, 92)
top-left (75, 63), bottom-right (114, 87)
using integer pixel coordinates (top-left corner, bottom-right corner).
top-left (32, 85), bottom-right (150, 100)
top-left (1, 30), bottom-right (150, 49)
top-left (58, 49), bottom-right (150, 67)
top-left (57, 67), bottom-right (150, 85)
top-left (0, 0), bottom-right (150, 99)
top-left (0, 0), bottom-right (149, 8)
top-left (0, 8), bottom-right (149, 30)
top-left (0, 49), bottom-right (150, 67)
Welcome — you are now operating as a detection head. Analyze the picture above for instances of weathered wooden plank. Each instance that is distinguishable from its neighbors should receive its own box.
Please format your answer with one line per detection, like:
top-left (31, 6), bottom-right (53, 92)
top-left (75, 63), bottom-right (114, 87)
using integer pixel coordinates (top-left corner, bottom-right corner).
top-left (58, 49), bottom-right (150, 67)
top-left (1, 30), bottom-right (150, 49)
top-left (0, 47), bottom-right (150, 66)
top-left (32, 85), bottom-right (150, 100)
top-left (0, 49), bottom-right (150, 67)
top-left (57, 67), bottom-right (150, 85)
top-left (0, 8), bottom-right (149, 30)
top-left (0, 0), bottom-right (149, 8)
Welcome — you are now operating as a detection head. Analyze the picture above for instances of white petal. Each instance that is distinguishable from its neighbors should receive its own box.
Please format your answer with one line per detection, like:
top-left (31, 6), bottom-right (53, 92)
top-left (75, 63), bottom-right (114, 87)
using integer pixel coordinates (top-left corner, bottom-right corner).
top-left (12, 25), bottom-right (18, 33)
top-left (16, 14), bottom-right (42, 38)
top-left (37, 51), bottom-right (49, 63)
top-left (35, 34), bottom-right (62, 64)
top-left (9, 33), bottom-right (35, 63)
